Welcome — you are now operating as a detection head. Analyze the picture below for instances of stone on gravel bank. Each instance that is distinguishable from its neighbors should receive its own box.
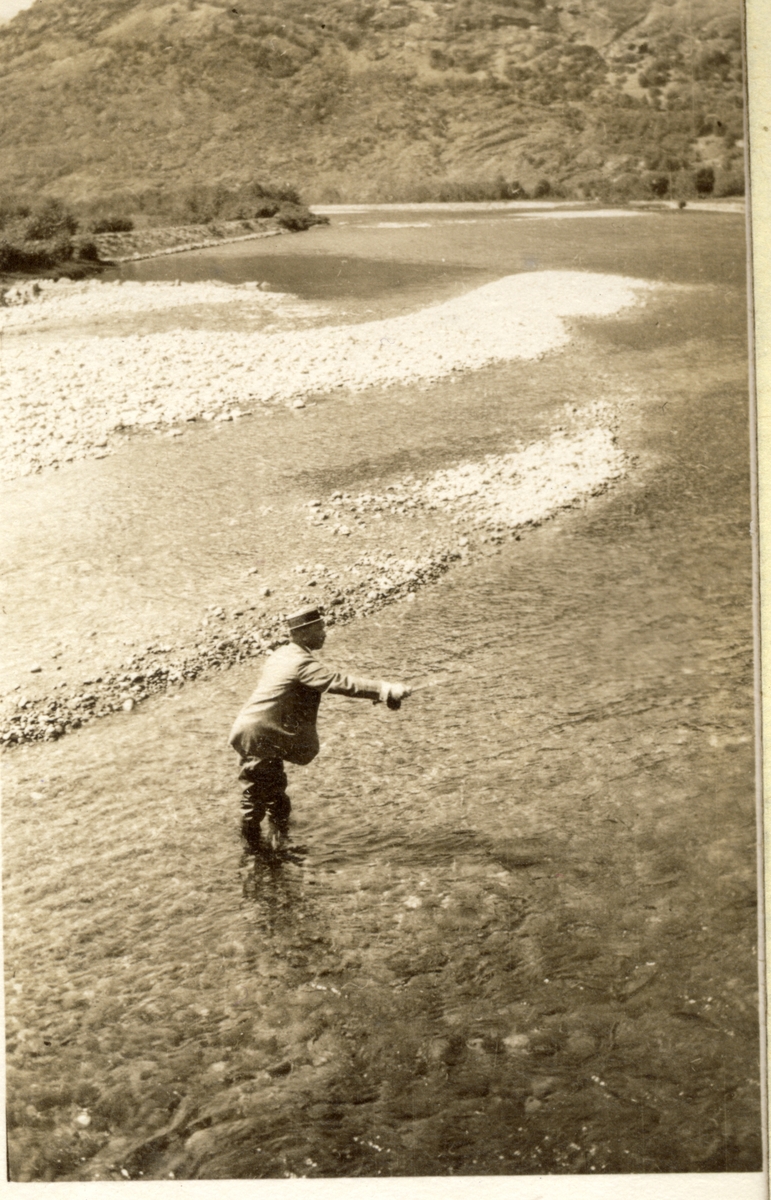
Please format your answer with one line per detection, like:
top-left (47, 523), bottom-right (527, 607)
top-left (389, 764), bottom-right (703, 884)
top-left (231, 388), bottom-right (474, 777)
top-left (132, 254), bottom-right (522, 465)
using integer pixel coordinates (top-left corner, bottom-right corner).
top-left (0, 271), bottom-right (652, 480)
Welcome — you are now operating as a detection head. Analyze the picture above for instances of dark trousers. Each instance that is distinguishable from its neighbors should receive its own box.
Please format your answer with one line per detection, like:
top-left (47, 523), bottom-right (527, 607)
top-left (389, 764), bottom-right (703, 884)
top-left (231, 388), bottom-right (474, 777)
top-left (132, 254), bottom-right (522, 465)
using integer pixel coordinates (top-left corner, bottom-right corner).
top-left (238, 757), bottom-right (291, 850)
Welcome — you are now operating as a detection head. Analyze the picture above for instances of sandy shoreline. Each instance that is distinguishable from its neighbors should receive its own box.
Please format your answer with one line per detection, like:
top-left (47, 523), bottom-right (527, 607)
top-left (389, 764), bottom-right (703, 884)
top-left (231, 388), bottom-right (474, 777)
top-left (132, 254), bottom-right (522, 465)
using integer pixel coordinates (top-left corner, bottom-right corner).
top-left (0, 270), bottom-right (652, 481)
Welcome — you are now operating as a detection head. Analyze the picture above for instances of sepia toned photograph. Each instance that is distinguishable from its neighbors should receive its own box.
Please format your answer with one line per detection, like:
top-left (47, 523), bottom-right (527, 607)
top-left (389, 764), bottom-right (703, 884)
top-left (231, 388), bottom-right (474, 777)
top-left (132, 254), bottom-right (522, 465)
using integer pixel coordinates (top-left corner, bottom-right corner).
top-left (0, 0), bottom-right (765, 1188)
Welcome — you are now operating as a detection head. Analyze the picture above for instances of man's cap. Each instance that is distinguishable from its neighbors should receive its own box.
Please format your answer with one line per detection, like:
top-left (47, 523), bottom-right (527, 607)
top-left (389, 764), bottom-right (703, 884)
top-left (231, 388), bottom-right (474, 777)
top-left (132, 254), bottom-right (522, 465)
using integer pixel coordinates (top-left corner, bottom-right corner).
top-left (286, 605), bottom-right (324, 630)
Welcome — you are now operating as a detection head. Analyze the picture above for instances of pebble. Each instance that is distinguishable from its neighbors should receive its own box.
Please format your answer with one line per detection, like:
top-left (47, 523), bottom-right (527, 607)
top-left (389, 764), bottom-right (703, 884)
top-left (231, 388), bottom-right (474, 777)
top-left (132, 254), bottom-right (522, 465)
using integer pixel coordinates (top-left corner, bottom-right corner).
top-left (503, 1032), bottom-right (530, 1052)
top-left (265, 1060), bottom-right (292, 1078)
top-left (1, 544), bottom-right (459, 744)
top-left (530, 1075), bottom-right (558, 1098)
top-left (325, 422), bottom-right (625, 540)
top-left (564, 1033), bottom-right (596, 1060)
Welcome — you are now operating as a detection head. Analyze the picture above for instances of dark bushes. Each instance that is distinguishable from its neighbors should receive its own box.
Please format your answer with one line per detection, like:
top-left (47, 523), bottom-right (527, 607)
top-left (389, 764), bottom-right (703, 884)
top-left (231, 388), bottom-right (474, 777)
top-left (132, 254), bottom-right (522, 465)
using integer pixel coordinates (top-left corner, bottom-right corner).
top-left (167, 186), bottom-right (325, 230)
top-left (24, 198), bottom-right (79, 240)
top-left (0, 195), bottom-right (78, 237)
top-left (0, 239), bottom-right (63, 271)
top-left (0, 194), bottom-right (108, 276)
top-left (0, 178), bottom-right (324, 276)
top-left (0, 234), bottom-right (99, 273)
top-left (125, 179), bottom-right (306, 225)
top-left (89, 216), bottom-right (134, 234)
top-left (0, 240), bottom-right (49, 271)
top-left (75, 239), bottom-right (100, 261)
top-left (432, 178), bottom-right (529, 202)
top-left (275, 201), bottom-right (327, 231)
top-left (695, 166), bottom-right (715, 195)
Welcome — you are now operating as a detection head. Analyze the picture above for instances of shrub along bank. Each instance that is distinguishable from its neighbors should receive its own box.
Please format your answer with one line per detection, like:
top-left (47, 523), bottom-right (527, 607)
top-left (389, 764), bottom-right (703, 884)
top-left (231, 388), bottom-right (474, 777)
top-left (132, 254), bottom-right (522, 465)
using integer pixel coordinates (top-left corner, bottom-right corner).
top-left (0, 182), bottom-right (326, 281)
top-left (0, 196), bottom-right (100, 279)
top-left (367, 161), bottom-right (744, 205)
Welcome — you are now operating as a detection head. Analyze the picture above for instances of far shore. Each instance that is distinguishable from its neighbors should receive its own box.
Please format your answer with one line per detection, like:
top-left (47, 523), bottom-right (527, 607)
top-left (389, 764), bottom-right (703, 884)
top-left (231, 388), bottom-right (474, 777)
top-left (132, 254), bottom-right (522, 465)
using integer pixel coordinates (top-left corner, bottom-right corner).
top-left (0, 210), bottom-right (326, 286)
top-left (310, 197), bottom-right (745, 215)
top-left (84, 198), bottom-right (746, 268)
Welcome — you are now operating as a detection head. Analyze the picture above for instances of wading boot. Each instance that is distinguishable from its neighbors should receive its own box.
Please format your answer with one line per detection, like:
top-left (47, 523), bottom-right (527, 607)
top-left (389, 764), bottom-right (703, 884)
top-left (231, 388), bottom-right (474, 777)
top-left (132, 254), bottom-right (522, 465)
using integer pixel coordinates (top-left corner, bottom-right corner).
top-left (240, 796), bottom-right (265, 859)
top-left (240, 832), bottom-right (263, 864)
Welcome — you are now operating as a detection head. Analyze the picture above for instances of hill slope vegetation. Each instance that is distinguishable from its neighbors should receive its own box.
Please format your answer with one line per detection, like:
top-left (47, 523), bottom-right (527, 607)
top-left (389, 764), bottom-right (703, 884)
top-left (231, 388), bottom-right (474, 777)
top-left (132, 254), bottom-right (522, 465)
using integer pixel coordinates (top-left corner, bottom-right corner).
top-left (0, 0), bottom-right (745, 204)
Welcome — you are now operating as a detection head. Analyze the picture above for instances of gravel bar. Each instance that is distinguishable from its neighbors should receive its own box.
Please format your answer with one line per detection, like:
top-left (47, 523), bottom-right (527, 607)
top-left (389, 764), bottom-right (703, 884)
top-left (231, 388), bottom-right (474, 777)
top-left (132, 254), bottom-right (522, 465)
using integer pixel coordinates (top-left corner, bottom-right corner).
top-left (0, 270), bottom-right (651, 480)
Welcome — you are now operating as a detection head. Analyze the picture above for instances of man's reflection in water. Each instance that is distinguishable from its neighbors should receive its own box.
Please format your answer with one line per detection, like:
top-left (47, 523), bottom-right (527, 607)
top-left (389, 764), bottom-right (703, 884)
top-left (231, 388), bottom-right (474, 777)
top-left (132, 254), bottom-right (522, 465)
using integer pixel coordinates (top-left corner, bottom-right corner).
top-left (239, 852), bottom-right (311, 941)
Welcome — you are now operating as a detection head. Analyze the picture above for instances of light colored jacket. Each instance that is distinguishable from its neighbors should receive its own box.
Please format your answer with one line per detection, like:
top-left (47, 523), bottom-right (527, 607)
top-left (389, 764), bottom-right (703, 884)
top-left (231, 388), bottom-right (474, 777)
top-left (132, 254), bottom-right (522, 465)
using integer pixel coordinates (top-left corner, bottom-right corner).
top-left (229, 641), bottom-right (387, 765)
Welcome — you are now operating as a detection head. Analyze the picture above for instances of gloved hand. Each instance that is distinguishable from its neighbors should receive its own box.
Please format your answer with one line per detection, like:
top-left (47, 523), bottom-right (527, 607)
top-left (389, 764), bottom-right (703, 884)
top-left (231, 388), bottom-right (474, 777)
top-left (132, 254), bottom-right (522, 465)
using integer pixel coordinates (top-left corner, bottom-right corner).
top-left (381, 681), bottom-right (411, 710)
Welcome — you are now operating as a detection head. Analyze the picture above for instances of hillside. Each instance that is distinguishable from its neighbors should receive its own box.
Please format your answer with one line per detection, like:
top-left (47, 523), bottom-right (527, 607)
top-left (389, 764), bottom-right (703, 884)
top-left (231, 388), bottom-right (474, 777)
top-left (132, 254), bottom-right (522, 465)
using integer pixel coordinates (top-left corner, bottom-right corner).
top-left (0, 0), bottom-right (745, 205)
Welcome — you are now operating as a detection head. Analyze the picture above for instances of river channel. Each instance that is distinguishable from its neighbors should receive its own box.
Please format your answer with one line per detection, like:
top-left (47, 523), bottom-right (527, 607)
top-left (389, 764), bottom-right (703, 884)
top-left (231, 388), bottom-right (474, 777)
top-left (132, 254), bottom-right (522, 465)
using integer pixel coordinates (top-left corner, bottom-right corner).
top-left (2, 206), bottom-right (761, 1181)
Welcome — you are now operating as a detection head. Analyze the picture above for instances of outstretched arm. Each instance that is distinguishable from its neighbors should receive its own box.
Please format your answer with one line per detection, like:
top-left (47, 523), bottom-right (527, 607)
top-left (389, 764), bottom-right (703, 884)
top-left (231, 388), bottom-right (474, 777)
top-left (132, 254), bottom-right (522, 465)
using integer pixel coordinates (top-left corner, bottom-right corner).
top-left (295, 653), bottom-right (410, 705)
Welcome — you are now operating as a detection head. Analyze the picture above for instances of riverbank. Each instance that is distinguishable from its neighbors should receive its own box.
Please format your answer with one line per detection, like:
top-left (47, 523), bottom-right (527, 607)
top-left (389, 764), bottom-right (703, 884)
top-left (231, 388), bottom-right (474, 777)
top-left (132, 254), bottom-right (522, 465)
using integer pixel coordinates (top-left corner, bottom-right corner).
top-left (0, 211), bottom-right (327, 289)
top-left (310, 199), bottom-right (745, 215)
top-left (93, 223), bottom-right (281, 263)
top-left (90, 214), bottom-right (318, 264)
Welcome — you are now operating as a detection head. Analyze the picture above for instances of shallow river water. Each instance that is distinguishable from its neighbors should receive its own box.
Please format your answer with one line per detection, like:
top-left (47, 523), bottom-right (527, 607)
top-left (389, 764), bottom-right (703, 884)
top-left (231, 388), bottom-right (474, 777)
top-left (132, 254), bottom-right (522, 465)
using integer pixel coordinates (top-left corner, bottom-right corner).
top-left (2, 208), bottom-right (761, 1180)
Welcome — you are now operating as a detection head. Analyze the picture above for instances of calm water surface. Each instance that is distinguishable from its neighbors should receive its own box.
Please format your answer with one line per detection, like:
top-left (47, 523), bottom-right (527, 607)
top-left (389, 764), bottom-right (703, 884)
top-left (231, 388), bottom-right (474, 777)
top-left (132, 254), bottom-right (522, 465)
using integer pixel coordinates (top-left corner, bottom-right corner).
top-left (112, 208), bottom-right (745, 294)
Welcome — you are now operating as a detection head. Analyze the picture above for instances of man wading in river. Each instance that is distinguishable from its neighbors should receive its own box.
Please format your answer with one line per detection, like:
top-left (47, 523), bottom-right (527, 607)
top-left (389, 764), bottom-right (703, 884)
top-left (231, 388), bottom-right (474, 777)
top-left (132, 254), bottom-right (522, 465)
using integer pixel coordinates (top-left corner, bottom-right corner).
top-left (229, 605), bottom-right (411, 854)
